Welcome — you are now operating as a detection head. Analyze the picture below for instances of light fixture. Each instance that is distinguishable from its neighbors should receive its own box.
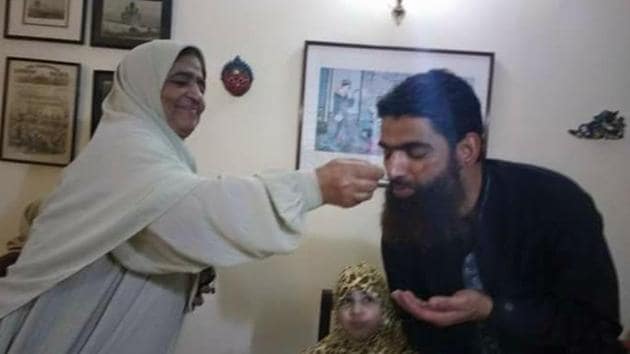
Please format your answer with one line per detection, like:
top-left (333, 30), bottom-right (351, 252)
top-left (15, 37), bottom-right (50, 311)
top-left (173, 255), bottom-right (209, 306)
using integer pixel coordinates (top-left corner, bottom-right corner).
top-left (392, 0), bottom-right (406, 25)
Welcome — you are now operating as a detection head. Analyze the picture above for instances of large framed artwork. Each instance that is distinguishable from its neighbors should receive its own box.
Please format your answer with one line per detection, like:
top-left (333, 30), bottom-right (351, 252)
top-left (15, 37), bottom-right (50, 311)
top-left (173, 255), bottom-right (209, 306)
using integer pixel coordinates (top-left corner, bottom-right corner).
top-left (91, 70), bottom-right (114, 136)
top-left (296, 41), bottom-right (494, 171)
top-left (3, 0), bottom-right (87, 43)
top-left (91, 0), bottom-right (172, 49)
top-left (1, 57), bottom-right (81, 166)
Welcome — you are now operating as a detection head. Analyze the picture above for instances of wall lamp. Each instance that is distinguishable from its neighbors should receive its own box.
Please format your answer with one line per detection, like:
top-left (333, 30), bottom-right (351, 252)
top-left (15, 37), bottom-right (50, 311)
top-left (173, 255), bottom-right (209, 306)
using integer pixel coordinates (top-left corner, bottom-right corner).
top-left (392, 0), bottom-right (406, 25)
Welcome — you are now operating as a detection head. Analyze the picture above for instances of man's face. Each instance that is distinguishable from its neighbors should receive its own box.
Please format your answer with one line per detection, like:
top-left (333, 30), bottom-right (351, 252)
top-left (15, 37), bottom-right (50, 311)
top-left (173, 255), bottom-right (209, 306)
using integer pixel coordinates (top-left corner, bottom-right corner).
top-left (379, 115), bottom-right (451, 198)
top-left (161, 54), bottom-right (206, 139)
top-left (380, 116), bottom-right (467, 245)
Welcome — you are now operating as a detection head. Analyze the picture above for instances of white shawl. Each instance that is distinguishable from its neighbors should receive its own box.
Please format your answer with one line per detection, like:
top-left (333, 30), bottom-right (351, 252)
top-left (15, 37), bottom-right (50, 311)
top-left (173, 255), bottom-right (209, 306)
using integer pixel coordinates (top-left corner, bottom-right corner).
top-left (0, 40), bottom-right (205, 317)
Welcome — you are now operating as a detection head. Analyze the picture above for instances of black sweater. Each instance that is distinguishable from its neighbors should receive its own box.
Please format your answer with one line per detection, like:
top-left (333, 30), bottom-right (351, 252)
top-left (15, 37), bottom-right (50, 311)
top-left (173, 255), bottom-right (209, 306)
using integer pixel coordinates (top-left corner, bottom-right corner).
top-left (382, 159), bottom-right (624, 354)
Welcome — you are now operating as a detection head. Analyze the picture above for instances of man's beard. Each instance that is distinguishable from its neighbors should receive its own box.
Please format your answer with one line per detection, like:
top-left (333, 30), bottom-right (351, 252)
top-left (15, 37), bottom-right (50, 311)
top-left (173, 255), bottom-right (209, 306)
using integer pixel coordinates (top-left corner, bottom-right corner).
top-left (381, 155), bottom-right (469, 250)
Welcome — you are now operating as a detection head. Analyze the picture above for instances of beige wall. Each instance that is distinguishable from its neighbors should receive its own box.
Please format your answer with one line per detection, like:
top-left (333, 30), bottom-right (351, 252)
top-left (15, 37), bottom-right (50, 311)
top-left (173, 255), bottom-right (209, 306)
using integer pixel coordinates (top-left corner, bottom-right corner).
top-left (0, 0), bottom-right (628, 352)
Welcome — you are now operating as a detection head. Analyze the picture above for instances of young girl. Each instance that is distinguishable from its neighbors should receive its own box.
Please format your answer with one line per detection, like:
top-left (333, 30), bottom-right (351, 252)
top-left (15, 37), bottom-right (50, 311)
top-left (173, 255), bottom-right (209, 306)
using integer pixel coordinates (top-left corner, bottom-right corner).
top-left (303, 262), bottom-right (413, 353)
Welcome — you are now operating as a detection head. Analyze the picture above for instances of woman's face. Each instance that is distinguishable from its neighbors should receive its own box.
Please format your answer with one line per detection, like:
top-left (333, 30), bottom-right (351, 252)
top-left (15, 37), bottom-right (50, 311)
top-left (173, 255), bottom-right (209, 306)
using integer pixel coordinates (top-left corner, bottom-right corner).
top-left (337, 290), bottom-right (384, 341)
top-left (161, 53), bottom-right (206, 139)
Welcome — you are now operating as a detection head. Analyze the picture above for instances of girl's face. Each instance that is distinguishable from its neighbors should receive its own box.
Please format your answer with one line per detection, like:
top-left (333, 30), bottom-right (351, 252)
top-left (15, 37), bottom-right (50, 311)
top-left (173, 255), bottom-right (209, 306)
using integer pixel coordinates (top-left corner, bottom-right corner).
top-left (337, 290), bottom-right (384, 341)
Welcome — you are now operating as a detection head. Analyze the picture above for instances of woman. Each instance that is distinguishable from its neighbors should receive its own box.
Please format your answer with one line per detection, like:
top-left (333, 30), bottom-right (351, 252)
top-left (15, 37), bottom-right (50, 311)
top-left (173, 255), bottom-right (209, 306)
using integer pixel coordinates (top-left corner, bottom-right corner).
top-left (0, 40), bottom-right (383, 353)
top-left (303, 262), bottom-right (413, 354)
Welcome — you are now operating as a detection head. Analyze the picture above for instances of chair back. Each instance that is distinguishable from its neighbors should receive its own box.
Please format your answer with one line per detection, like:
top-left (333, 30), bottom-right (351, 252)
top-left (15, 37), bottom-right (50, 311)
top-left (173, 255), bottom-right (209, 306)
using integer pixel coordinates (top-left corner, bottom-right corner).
top-left (318, 289), bottom-right (333, 340)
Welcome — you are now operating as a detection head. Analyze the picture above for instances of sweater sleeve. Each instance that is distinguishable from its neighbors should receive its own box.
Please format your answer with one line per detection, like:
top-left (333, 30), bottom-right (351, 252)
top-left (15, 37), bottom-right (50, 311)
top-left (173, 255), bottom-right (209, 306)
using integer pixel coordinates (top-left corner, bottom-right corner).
top-left (111, 171), bottom-right (322, 274)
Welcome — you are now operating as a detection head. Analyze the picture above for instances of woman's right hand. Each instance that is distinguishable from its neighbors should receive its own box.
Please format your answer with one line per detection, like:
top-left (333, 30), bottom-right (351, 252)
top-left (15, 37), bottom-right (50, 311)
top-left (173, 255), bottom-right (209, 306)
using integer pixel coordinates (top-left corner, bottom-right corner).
top-left (315, 159), bottom-right (384, 208)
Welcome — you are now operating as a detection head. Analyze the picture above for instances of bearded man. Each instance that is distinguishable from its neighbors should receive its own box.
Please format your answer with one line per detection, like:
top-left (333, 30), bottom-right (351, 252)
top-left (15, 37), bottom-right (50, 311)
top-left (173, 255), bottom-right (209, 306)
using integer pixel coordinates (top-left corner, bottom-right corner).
top-left (377, 70), bottom-right (625, 354)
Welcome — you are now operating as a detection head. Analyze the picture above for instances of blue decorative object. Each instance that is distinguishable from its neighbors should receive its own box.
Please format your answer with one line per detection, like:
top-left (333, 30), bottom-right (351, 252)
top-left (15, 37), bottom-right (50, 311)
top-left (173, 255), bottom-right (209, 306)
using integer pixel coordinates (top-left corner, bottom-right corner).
top-left (221, 56), bottom-right (253, 96)
top-left (568, 110), bottom-right (625, 140)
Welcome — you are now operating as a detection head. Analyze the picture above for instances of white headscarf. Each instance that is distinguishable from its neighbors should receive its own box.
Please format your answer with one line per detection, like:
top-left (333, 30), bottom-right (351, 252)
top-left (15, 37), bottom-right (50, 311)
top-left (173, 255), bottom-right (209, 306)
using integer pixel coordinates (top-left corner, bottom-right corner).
top-left (0, 40), bottom-right (206, 317)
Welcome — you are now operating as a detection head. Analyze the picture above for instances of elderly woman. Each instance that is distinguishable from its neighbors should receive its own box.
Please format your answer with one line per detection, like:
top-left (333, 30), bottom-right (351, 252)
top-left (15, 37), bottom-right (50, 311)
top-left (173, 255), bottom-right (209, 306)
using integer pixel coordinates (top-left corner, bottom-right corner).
top-left (0, 40), bottom-right (383, 353)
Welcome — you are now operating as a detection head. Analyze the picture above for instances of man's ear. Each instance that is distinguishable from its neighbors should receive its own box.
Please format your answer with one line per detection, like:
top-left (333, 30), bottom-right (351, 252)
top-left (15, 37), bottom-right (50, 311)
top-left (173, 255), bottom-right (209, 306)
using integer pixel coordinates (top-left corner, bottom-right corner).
top-left (455, 132), bottom-right (482, 166)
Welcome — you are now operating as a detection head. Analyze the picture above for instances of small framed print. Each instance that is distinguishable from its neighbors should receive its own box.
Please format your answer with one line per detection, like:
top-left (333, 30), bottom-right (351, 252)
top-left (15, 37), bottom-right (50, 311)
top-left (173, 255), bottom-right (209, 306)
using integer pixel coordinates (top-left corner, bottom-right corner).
top-left (296, 41), bottom-right (494, 171)
top-left (91, 70), bottom-right (114, 136)
top-left (1, 57), bottom-right (81, 166)
top-left (91, 0), bottom-right (172, 49)
top-left (4, 0), bottom-right (87, 44)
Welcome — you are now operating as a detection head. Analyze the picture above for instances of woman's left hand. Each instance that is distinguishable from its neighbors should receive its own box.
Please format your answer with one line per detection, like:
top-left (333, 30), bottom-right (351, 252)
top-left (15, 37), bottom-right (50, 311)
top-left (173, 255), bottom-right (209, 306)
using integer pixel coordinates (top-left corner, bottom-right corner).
top-left (192, 267), bottom-right (216, 309)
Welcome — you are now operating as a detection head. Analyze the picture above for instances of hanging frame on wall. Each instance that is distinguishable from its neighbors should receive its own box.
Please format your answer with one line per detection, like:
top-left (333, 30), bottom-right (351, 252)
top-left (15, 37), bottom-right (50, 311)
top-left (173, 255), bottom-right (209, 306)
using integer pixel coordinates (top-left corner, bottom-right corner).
top-left (91, 0), bottom-right (172, 49)
top-left (91, 70), bottom-right (115, 136)
top-left (1, 57), bottom-right (81, 166)
top-left (3, 0), bottom-right (87, 44)
top-left (295, 41), bottom-right (495, 171)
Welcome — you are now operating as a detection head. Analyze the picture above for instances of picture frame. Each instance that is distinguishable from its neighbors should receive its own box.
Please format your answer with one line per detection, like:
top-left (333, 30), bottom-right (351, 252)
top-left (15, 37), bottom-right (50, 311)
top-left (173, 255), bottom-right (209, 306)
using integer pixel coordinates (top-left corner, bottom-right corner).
top-left (296, 41), bottom-right (494, 171)
top-left (3, 0), bottom-right (87, 44)
top-left (91, 70), bottom-right (114, 136)
top-left (1, 57), bottom-right (81, 166)
top-left (91, 0), bottom-right (172, 49)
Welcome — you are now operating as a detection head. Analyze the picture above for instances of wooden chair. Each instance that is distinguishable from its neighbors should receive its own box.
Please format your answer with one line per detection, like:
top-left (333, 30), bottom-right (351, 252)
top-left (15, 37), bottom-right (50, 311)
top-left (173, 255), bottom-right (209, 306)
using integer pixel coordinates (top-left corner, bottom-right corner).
top-left (318, 289), bottom-right (334, 340)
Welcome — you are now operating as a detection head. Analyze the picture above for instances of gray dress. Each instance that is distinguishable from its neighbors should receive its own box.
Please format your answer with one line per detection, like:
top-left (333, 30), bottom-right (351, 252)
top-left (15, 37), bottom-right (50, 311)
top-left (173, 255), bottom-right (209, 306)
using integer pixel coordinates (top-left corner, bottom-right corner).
top-left (0, 255), bottom-right (190, 354)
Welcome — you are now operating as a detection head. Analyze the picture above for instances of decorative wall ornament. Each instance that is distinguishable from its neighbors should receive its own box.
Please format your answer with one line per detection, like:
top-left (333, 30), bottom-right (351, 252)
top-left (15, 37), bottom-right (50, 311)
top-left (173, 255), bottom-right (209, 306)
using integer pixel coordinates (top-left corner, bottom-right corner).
top-left (391, 0), bottom-right (406, 25)
top-left (221, 56), bottom-right (254, 96)
top-left (568, 110), bottom-right (625, 140)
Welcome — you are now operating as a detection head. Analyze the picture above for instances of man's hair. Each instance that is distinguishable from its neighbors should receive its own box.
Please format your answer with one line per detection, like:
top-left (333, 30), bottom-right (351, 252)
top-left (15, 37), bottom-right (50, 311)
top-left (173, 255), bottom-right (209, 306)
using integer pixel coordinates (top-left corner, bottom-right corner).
top-left (376, 69), bottom-right (483, 146)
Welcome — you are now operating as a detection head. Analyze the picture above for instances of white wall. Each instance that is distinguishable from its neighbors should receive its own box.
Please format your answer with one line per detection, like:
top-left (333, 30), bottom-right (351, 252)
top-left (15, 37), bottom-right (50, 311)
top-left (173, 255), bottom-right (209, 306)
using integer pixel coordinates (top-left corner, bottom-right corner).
top-left (0, 0), bottom-right (628, 352)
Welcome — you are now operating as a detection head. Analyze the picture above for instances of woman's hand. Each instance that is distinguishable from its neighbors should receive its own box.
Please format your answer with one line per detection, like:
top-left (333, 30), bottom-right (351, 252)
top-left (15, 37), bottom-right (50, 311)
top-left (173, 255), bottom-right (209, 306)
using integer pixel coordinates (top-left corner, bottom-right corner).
top-left (316, 159), bottom-right (384, 208)
top-left (192, 267), bottom-right (216, 309)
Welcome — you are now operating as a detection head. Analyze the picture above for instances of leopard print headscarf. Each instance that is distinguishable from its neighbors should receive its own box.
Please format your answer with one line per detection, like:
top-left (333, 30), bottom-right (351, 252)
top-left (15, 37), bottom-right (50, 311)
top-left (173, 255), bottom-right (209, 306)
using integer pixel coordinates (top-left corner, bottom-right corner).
top-left (302, 262), bottom-right (413, 354)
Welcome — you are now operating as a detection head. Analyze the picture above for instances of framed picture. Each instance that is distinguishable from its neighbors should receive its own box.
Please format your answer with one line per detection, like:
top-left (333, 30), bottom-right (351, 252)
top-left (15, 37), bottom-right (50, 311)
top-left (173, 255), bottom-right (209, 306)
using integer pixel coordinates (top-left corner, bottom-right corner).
top-left (91, 0), bottom-right (172, 49)
top-left (1, 57), bottom-right (80, 166)
top-left (3, 0), bottom-right (87, 44)
top-left (91, 70), bottom-right (114, 136)
top-left (296, 41), bottom-right (494, 171)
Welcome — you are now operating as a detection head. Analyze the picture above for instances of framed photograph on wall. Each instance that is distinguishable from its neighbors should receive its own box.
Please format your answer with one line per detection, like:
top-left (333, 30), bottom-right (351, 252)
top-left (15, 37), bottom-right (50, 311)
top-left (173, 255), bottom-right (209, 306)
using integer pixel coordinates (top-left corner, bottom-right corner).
top-left (1, 57), bottom-right (81, 166)
top-left (91, 0), bottom-right (172, 49)
top-left (91, 70), bottom-right (114, 136)
top-left (296, 41), bottom-right (494, 171)
top-left (3, 0), bottom-right (87, 43)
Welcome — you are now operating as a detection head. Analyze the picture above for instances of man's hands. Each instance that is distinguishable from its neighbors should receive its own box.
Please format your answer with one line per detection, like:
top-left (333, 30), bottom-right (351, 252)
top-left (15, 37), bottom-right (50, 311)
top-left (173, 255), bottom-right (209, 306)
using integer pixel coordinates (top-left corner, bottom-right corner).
top-left (391, 289), bottom-right (493, 327)
top-left (316, 158), bottom-right (384, 208)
